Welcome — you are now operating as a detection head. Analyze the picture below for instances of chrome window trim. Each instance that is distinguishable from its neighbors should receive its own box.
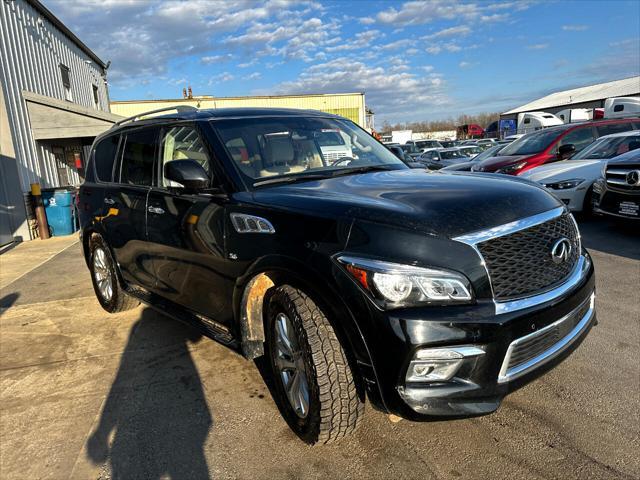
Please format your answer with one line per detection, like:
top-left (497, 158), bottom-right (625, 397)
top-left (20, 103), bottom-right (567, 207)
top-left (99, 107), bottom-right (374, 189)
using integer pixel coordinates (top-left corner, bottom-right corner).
top-left (452, 206), bottom-right (588, 315)
top-left (498, 292), bottom-right (595, 383)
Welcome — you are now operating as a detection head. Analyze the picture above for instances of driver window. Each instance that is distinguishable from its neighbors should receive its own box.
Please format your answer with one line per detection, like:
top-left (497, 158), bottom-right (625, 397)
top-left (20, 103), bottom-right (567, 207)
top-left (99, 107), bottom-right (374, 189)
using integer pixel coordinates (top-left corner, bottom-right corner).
top-left (160, 126), bottom-right (210, 187)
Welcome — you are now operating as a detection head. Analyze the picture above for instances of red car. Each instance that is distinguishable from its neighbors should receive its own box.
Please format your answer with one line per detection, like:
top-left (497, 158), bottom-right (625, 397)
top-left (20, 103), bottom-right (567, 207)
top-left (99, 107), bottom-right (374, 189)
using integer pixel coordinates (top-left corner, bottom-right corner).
top-left (472, 118), bottom-right (640, 175)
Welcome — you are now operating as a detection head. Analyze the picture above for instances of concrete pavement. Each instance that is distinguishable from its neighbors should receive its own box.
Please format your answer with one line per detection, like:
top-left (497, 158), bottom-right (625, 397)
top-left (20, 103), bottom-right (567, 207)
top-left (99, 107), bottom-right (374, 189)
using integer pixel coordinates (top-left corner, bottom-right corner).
top-left (0, 219), bottom-right (638, 480)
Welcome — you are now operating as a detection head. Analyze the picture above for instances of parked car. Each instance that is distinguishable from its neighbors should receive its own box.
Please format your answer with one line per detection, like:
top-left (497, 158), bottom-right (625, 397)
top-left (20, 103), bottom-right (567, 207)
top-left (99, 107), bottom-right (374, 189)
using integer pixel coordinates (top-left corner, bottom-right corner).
top-left (473, 118), bottom-right (640, 175)
top-left (592, 148), bottom-right (640, 220)
top-left (439, 140), bottom-right (459, 148)
top-left (410, 139), bottom-right (444, 151)
top-left (520, 131), bottom-right (640, 213)
top-left (416, 147), bottom-right (466, 169)
top-left (387, 144), bottom-right (414, 163)
top-left (79, 106), bottom-right (596, 445)
top-left (440, 144), bottom-right (505, 172)
top-left (457, 145), bottom-right (483, 158)
top-left (399, 143), bottom-right (422, 158)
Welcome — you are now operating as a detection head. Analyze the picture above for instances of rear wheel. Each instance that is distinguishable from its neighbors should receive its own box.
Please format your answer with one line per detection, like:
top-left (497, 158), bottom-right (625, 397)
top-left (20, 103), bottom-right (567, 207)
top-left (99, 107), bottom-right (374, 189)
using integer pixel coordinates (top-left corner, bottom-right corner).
top-left (266, 285), bottom-right (364, 444)
top-left (89, 235), bottom-right (139, 313)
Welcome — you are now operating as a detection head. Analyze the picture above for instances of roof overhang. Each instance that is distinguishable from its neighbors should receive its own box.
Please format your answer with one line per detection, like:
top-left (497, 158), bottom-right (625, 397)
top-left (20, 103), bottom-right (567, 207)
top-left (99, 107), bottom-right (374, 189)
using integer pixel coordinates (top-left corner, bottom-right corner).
top-left (23, 91), bottom-right (122, 140)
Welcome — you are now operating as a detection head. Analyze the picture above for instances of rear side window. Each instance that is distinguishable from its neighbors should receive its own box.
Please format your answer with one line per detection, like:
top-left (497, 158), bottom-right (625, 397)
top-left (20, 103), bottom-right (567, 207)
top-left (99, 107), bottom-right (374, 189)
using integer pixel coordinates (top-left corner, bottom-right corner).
top-left (119, 128), bottom-right (158, 186)
top-left (558, 127), bottom-right (595, 153)
top-left (93, 135), bottom-right (119, 182)
top-left (596, 122), bottom-right (634, 137)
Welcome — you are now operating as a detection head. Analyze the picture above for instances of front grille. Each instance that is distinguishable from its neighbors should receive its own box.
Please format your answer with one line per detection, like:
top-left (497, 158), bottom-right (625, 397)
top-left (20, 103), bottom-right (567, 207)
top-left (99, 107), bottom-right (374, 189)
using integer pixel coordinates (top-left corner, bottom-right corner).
top-left (606, 163), bottom-right (640, 191)
top-left (322, 151), bottom-right (342, 162)
top-left (499, 294), bottom-right (593, 382)
top-left (477, 213), bottom-right (580, 300)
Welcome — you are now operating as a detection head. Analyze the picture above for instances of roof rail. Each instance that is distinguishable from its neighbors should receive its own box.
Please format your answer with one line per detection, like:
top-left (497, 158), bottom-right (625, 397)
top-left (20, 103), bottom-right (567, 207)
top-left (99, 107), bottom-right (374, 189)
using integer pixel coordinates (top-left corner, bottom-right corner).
top-left (113, 105), bottom-right (198, 126)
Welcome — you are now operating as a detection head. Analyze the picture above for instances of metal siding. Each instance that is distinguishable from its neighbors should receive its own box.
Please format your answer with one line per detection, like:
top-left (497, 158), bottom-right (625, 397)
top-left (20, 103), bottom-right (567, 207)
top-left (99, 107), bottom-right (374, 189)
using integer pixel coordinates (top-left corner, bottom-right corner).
top-left (0, 0), bottom-right (110, 192)
top-left (111, 93), bottom-right (367, 126)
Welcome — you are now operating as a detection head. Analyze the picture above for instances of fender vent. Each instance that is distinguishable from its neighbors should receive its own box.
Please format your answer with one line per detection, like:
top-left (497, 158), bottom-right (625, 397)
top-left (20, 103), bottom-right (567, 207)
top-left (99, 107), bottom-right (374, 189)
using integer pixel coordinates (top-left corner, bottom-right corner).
top-left (230, 213), bottom-right (275, 234)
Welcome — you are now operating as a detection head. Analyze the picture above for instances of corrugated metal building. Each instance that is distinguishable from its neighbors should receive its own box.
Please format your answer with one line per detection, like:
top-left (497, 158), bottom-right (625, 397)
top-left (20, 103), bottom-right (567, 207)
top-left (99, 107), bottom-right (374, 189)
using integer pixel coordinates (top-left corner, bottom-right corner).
top-left (0, 0), bottom-right (121, 244)
top-left (111, 92), bottom-right (368, 128)
top-left (500, 76), bottom-right (640, 120)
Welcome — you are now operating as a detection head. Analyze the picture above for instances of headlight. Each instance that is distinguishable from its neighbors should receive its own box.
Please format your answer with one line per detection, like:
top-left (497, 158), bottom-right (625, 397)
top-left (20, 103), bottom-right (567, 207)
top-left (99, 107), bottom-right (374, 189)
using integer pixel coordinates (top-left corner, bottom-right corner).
top-left (337, 256), bottom-right (473, 308)
top-left (542, 178), bottom-right (585, 190)
top-left (496, 161), bottom-right (527, 174)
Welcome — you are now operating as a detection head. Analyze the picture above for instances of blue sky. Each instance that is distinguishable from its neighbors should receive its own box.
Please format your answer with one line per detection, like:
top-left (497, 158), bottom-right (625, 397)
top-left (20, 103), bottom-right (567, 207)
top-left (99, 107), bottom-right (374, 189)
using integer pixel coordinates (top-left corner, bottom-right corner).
top-left (48, 0), bottom-right (640, 124)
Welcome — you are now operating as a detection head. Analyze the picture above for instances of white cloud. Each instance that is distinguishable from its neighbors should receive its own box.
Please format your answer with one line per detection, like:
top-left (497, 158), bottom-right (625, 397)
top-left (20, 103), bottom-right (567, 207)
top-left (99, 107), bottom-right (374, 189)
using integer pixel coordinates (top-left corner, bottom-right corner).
top-left (201, 54), bottom-right (233, 64)
top-left (208, 72), bottom-right (235, 85)
top-left (426, 42), bottom-right (462, 54)
top-left (526, 43), bottom-right (549, 50)
top-left (326, 30), bottom-right (383, 52)
top-left (458, 61), bottom-right (476, 69)
top-left (374, 1), bottom-right (480, 27)
top-left (246, 72), bottom-right (262, 80)
top-left (423, 25), bottom-right (471, 40)
top-left (562, 24), bottom-right (589, 31)
top-left (480, 13), bottom-right (510, 23)
top-left (359, 16), bottom-right (376, 25)
top-left (268, 58), bottom-right (449, 119)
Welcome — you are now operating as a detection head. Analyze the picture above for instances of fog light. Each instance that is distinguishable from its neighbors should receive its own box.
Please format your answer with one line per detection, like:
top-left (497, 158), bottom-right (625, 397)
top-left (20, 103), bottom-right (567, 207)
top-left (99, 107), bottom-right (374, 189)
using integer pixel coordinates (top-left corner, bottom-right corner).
top-left (406, 346), bottom-right (484, 383)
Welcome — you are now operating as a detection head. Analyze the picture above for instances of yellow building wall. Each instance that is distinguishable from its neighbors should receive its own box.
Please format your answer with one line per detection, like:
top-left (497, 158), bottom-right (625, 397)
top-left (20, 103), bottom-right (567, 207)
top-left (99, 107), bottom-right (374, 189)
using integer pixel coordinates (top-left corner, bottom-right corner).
top-left (110, 93), bottom-right (366, 126)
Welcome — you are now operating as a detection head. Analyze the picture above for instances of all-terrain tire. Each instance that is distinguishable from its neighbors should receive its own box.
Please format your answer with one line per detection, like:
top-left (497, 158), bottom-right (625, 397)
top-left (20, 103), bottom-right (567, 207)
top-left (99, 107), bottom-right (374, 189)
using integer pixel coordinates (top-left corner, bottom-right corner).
top-left (266, 285), bottom-right (364, 444)
top-left (88, 235), bottom-right (139, 313)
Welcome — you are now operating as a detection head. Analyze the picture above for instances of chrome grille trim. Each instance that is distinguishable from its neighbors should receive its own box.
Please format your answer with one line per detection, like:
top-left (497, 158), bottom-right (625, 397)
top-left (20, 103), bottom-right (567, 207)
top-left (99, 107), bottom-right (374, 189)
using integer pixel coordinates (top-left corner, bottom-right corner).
top-left (498, 292), bottom-right (595, 383)
top-left (454, 207), bottom-right (588, 313)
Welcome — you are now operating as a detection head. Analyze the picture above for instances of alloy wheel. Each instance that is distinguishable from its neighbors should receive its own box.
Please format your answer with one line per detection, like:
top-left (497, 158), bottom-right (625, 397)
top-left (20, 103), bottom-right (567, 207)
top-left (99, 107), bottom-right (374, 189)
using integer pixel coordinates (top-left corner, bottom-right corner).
top-left (93, 247), bottom-right (113, 302)
top-left (274, 312), bottom-right (310, 418)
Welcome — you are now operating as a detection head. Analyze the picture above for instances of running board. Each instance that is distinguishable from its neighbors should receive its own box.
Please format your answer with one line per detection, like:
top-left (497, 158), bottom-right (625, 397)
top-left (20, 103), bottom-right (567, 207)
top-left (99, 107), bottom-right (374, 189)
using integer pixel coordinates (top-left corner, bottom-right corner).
top-left (125, 286), bottom-right (239, 350)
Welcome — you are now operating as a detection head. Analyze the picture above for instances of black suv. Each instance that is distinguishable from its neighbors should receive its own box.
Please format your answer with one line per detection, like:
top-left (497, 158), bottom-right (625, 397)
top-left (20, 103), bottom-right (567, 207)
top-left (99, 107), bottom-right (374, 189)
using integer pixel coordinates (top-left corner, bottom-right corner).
top-left (79, 107), bottom-right (596, 444)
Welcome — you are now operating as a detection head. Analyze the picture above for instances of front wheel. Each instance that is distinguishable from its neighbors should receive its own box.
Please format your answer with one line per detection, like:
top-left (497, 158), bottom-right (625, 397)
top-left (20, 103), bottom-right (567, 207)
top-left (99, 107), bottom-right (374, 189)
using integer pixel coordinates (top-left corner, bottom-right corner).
top-left (266, 285), bottom-right (364, 444)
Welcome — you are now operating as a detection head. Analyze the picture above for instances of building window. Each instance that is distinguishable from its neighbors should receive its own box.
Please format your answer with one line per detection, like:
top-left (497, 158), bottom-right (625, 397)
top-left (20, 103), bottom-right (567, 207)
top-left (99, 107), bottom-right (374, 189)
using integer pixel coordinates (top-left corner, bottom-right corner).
top-left (59, 64), bottom-right (72, 101)
top-left (92, 84), bottom-right (99, 109)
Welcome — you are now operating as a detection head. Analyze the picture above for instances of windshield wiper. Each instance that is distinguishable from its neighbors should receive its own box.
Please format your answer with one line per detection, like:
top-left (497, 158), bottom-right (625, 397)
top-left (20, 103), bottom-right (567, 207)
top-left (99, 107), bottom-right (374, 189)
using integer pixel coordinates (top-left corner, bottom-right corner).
top-left (327, 164), bottom-right (398, 177)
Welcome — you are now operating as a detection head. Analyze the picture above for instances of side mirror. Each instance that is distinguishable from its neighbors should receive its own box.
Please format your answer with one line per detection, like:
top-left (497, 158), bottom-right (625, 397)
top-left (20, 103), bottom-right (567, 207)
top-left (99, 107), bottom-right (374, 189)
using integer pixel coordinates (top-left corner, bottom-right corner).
top-left (558, 144), bottom-right (576, 160)
top-left (164, 159), bottom-right (210, 190)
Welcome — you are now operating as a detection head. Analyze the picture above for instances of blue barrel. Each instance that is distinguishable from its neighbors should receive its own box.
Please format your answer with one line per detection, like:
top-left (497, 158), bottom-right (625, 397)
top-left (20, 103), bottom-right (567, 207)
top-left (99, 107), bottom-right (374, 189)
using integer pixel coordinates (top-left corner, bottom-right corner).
top-left (41, 189), bottom-right (77, 236)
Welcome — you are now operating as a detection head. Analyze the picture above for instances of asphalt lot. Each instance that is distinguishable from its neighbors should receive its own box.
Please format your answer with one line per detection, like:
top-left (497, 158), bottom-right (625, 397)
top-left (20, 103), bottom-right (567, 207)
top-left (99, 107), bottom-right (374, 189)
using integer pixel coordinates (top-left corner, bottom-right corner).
top-left (0, 218), bottom-right (638, 480)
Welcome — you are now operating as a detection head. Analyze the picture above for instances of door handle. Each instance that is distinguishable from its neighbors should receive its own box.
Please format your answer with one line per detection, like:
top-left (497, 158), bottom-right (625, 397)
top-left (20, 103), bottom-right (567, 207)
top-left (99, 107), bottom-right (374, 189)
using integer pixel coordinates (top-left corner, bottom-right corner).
top-left (148, 206), bottom-right (165, 215)
top-left (104, 197), bottom-right (115, 205)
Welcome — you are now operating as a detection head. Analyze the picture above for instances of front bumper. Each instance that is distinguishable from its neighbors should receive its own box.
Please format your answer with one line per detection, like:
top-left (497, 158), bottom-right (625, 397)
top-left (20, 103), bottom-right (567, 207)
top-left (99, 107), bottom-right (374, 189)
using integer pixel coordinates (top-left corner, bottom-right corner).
top-left (593, 187), bottom-right (640, 220)
top-left (351, 253), bottom-right (596, 420)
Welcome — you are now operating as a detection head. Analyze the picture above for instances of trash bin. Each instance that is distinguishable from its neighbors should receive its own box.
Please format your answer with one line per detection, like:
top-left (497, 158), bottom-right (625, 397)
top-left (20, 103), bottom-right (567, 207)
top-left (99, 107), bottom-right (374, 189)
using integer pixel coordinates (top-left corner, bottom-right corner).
top-left (41, 188), bottom-right (78, 236)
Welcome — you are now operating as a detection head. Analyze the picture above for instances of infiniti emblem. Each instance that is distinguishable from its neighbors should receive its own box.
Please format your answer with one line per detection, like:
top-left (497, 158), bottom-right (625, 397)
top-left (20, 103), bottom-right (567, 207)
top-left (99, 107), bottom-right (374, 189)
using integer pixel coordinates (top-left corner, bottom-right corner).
top-left (625, 170), bottom-right (640, 186)
top-left (551, 238), bottom-right (572, 264)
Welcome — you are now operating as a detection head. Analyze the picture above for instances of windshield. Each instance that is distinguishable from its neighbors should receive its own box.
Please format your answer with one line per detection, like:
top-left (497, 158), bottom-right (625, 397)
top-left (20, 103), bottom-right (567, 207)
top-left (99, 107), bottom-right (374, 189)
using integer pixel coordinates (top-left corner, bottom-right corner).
top-left (315, 130), bottom-right (345, 147)
top-left (441, 150), bottom-right (464, 159)
top-left (572, 134), bottom-right (640, 160)
top-left (499, 128), bottom-right (568, 156)
top-left (472, 144), bottom-right (503, 162)
top-left (213, 116), bottom-right (406, 186)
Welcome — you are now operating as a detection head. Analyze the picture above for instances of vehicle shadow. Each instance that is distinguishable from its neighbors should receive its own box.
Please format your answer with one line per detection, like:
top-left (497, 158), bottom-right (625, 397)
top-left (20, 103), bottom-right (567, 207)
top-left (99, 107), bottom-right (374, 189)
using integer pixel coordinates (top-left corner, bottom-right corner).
top-left (86, 307), bottom-right (212, 480)
top-left (577, 217), bottom-right (640, 261)
top-left (0, 292), bottom-right (20, 314)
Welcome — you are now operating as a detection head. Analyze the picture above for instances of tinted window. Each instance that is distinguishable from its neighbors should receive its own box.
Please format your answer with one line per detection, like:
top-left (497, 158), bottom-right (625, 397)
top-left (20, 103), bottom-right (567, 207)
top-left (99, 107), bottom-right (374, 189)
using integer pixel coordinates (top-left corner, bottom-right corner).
top-left (499, 127), bottom-right (569, 156)
top-left (596, 122), bottom-right (634, 137)
top-left (119, 128), bottom-right (158, 186)
top-left (573, 134), bottom-right (640, 159)
top-left (160, 125), bottom-right (210, 187)
top-left (558, 127), bottom-right (595, 153)
top-left (613, 104), bottom-right (624, 112)
top-left (93, 135), bottom-right (119, 182)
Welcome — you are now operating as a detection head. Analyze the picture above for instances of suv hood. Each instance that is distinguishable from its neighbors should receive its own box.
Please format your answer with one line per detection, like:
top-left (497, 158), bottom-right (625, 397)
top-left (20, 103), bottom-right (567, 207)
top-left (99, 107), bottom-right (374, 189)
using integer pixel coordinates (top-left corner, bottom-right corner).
top-left (520, 160), bottom-right (603, 183)
top-left (251, 169), bottom-right (561, 238)
top-left (472, 154), bottom-right (530, 172)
